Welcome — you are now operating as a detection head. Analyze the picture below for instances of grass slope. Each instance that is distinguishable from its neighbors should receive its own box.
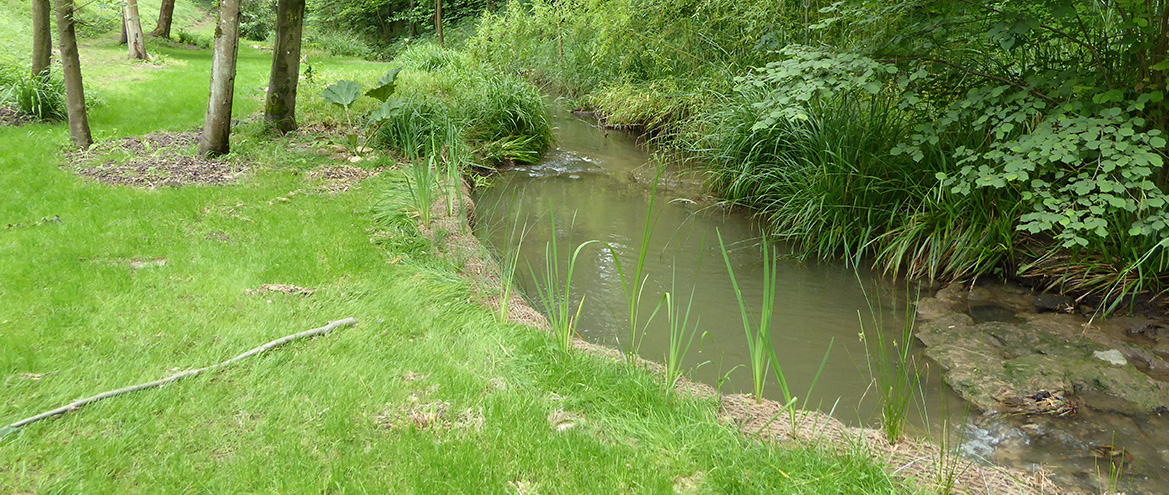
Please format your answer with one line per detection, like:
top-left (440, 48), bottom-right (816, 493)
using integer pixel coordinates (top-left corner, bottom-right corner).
top-left (0, 12), bottom-right (911, 495)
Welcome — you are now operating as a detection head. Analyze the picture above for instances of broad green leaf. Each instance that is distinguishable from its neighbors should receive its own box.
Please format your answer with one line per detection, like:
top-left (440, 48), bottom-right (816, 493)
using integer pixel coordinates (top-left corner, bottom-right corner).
top-left (368, 98), bottom-right (405, 124)
top-left (321, 80), bottom-right (363, 110)
top-left (365, 67), bottom-right (402, 102)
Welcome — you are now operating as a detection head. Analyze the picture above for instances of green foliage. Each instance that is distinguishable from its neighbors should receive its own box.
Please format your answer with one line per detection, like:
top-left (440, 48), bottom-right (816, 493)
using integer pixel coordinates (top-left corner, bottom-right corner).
top-left (1, 70), bottom-right (66, 121)
top-left (175, 29), bottom-right (213, 49)
top-left (320, 80), bottom-right (364, 110)
top-left (376, 43), bottom-right (551, 165)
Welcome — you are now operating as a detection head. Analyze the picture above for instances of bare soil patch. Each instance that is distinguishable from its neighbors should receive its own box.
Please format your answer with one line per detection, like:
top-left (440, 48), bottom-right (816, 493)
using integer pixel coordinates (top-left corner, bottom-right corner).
top-left (67, 131), bottom-right (246, 187)
top-left (306, 164), bottom-right (383, 193)
top-left (376, 395), bottom-right (485, 432)
top-left (0, 105), bottom-right (35, 126)
top-left (245, 284), bottom-right (316, 296)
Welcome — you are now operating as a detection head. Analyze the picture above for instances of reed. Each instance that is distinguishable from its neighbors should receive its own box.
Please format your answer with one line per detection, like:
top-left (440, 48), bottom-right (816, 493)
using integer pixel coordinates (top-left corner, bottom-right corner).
top-left (605, 166), bottom-right (665, 363)
top-left (662, 264), bottom-right (706, 392)
top-left (857, 280), bottom-right (922, 444)
top-left (530, 210), bottom-right (597, 350)
top-left (717, 230), bottom-right (775, 402)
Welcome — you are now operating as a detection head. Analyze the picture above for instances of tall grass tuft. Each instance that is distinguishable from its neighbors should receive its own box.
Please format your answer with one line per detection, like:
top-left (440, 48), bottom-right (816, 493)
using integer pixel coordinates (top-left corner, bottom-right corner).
top-left (662, 264), bottom-right (705, 392)
top-left (857, 281), bottom-right (922, 444)
top-left (2, 71), bottom-right (66, 121)
top-left (717, 230), bottom-right (775, 403)
top-left (530, 211), bottom-right (597, 350)
top-left (407, 155), bottom-right (438, 226)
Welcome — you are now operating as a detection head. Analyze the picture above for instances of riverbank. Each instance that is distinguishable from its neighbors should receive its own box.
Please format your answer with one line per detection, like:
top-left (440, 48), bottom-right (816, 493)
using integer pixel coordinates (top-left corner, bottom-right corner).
top-left (464, 0), bottom-right (1169, 310)
top-left (0, 5), bottom-right (921, 493)
top-left (432, 173), bottom-right (1073, 495)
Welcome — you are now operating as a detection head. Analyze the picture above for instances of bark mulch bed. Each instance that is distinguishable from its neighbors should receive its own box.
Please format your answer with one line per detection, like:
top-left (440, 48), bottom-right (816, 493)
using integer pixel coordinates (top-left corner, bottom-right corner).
top-left (67, 131), bottom-right (246, 187)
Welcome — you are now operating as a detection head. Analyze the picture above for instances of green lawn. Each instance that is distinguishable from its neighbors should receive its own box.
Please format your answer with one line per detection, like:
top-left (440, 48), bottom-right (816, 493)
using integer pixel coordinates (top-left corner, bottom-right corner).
top-left (0, 10), bottom-right (913, 494)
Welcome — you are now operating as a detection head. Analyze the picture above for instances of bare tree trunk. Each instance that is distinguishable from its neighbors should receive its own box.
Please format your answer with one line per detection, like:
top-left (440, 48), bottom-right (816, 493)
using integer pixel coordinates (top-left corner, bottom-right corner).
top-left (124, 0), bottom-right (148, 59)
top-left (152, 0), bottom-right (175, 38)
top-left (32, 0), bottom-right (53, 78)
top-left (53, 0), bottom-right (92, 148)
top-left (435, 0), bottom-right (443, 47)
top-left (409, 0), bottom-right (416, 37)
top-left (264, 0), bottom-right (305, 133)
top-left (199, 0), bottom-right (243, 157)
top-left (119, 11), bottom-right (127, 45)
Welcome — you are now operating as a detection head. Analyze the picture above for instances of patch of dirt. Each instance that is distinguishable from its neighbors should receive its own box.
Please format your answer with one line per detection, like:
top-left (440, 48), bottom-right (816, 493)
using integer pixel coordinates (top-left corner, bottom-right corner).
top-left (376, 396), bottom-right (484, 432)
top-left (0, 105), bottom-right (35, 126)
top-left (719, 394), bottom-right (1069, 495)
top-left (67, 131), bottom-right (246, 187)
top-left (245, 284), bottom-right (316, 296)
top-left (306, 164), bottom-right (383, 193)
top-left (546, 410), bottom-right (585, 432)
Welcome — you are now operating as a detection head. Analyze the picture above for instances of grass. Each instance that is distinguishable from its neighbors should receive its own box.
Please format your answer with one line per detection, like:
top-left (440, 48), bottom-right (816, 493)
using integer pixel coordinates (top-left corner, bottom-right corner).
top-left (857, 282), bottom-right (923, 445)
top-left (0, 10), bottom-right (918, 494)
top-left (718, 231), bottom-right (777, 403)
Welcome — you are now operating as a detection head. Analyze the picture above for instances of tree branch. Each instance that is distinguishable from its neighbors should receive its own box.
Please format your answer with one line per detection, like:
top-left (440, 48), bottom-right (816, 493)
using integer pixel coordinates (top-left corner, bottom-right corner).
top-left (2, 318), bottom-right (358, 436)
top-left (880, 55), bottom-right (1056, 103)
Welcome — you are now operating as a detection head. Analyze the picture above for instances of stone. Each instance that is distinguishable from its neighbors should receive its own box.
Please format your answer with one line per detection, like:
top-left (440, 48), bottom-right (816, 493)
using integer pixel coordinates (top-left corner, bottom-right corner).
top-left (1094, 349), bottom-right (1128, 366)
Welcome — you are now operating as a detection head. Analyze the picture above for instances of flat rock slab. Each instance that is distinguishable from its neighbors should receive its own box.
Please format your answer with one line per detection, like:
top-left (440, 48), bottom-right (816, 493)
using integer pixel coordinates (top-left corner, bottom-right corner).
top-left (916, 283), bottom-right (1169, 415)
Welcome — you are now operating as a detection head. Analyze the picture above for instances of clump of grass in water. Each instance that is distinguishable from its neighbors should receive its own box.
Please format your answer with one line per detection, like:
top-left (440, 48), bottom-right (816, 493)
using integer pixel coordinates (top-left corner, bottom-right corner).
top-left (606, 166), bottom-right (665, 363)
top-left (717, 230), bottom-right (774, 402)
top-left (495, 201), bottom-right (531, 324)
top-left (720, 231), bottom-right (833, 437)
top-left (530, 210), bottom-right (597, 350)
top-left (857, 280), bottom-right (923, 444)
top-left (662, 263), bottom-right (706, 392)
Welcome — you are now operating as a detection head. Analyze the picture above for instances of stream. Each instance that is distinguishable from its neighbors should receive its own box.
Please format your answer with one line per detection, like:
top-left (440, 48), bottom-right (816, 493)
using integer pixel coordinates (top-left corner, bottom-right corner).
top-left (470, 101), bottom-right (1169, 494)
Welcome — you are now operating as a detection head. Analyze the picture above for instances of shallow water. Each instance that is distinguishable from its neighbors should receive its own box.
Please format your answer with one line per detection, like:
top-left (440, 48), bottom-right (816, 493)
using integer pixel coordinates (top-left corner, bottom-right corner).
top-left (472, 103), bottom-right (942, 426)
top-left (471, 102), bottom-right (1169, 494)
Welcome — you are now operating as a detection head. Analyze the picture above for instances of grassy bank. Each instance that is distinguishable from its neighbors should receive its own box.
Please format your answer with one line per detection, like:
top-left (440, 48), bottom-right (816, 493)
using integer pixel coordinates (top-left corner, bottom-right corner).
top-left (466, 0), bottom-right (1169, 310)
top-left (0, 6), bottom-right (916, 494)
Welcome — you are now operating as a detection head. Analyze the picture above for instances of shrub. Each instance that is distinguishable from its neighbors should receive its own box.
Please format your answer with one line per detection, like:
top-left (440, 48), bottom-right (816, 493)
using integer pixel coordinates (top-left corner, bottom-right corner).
top-left (2, 72), bottom-right (66, 121)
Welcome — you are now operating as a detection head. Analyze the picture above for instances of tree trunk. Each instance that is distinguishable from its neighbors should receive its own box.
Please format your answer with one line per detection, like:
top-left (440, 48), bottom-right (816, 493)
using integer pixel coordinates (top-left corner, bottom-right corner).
top-left (199, 0), bottom-right (243, 157)
top-left (435, 0), bottom-right (443, 47)
top-left (53, 0), bottom-right (92, 148)
top-left (409, 0), bottom-right (416, 37)
top-left (124, 0), bottom-right (148, 59)
top-left (32, 0), bottom-right (52, 78)
top-left (153, 0), bottom-right (175, 38)
top-left (264, 0), bottom-right (305, 133)
top-left (119, 11), bottom-right (127, 45)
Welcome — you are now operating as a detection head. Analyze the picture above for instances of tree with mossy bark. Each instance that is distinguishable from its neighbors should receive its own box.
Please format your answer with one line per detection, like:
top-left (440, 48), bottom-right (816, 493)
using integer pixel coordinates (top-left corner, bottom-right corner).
top-left (32, 0), bottom-right (51, 78)
top-left (53, 0), bottom-right (91, 147)
top-left (264, 0), bottom-right (305, 133)
top-left (199, 0), bottom-right (243, 157)
top-left (153, 0), bottom-right (176, 38)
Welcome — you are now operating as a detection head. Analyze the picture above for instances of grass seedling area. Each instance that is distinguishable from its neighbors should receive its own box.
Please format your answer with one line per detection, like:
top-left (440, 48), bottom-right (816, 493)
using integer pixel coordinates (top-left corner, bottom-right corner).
top-left (0, 8), bottom-right (913, 495)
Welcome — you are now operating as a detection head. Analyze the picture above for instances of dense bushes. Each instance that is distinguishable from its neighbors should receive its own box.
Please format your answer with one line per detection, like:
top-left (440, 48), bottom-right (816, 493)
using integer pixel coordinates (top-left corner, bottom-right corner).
top-left (374, 43), bottom-right (552, 164)
top-left (466, 0), bottom-right (1169, 308)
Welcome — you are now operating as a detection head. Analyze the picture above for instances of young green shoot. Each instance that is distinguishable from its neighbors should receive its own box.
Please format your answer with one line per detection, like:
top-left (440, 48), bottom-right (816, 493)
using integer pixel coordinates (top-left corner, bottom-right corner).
top-left (662, 264), bottom-right (706, 392)
top-left (530, 210), bottom-right (597, 350)
top-left (857, 279), bottom-right (922, 444)
top-left (717, 230), bottom-right (774, 403)
top-left (605, 165), bottom-right (665, 363)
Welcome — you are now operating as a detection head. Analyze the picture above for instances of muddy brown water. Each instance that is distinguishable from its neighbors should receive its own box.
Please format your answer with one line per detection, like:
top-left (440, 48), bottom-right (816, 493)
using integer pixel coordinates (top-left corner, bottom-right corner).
top-left (471, 102), bottom-right (1168, 494)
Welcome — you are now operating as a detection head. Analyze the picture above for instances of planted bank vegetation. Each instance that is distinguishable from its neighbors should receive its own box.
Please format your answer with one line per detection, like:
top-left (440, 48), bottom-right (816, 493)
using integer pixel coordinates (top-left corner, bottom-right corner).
top-left (464, 0), bottom-right (1169, 311)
